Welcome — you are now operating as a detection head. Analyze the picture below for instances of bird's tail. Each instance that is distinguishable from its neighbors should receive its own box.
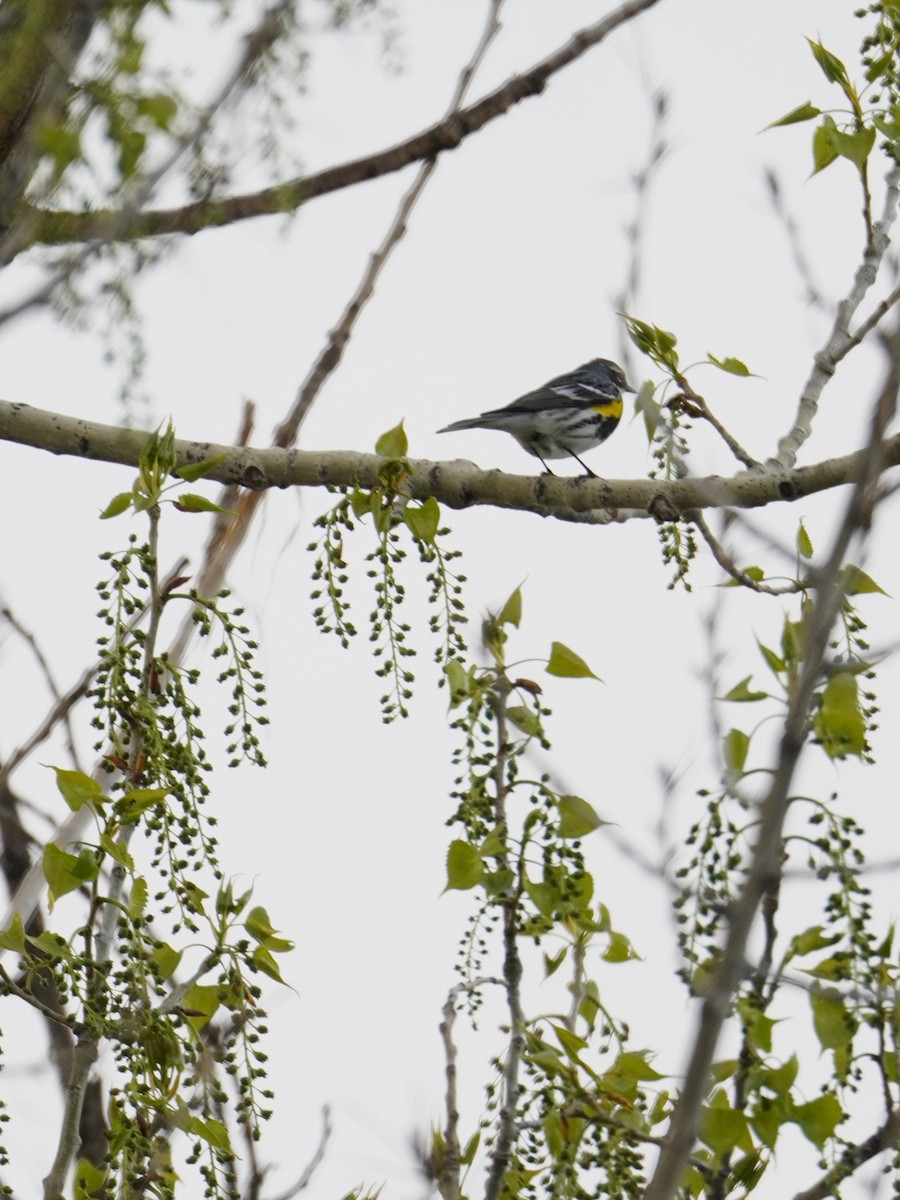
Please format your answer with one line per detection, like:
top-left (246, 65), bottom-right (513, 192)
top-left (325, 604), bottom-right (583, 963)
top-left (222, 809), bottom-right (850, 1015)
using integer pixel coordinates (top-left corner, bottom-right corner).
top-left (436, 416), bottom-right (489, 434)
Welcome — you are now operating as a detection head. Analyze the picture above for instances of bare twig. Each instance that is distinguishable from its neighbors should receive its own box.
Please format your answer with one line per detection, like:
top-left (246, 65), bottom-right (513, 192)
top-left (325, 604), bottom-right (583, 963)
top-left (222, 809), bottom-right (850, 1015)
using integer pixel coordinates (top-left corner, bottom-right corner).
top-left (0, 961), bottom-right (72, 1028)
top-left (691, 513), bottom-right (805, 594)
top-left (844, 280), bottom-right (900, 355)
top-left (21, 0), bottom-right (665, 253)
top-left (0, 555), bottom-right (187, 799)
top-left (264, 1107), bottom-right (332, 1200)
top-left (763, 168), bottom-right (830, 313)
top-left (615, 87), bottom-right (669, 376)
top-left (1, 604), bottom-right (82, 770)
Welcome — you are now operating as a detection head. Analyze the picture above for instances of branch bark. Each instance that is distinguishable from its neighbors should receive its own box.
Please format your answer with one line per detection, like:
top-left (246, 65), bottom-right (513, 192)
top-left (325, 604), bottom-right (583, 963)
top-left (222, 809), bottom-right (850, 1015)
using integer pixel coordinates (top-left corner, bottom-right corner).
top-left (1, 396), bottom-right (898, 521)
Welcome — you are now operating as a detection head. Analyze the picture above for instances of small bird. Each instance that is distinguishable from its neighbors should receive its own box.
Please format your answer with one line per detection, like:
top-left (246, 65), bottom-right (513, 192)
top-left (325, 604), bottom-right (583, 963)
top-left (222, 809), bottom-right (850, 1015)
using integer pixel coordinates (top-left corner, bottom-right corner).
top-left (437, 357), bottom-right (634, 477)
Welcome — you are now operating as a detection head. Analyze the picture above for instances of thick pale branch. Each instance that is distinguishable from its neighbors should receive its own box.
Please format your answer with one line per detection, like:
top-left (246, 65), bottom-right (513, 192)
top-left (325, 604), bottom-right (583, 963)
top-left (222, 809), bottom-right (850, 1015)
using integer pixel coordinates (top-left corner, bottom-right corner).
top-left (20, 0), bottom-right (664, 250)
top-left (1, 397), bottom-right (898, 520)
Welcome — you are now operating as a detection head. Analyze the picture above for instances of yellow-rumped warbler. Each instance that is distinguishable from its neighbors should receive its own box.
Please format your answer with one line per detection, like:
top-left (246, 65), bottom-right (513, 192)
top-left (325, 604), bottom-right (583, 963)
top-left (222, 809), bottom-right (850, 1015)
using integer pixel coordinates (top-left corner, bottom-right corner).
top-left (437, 358), bottom-right (634, 477)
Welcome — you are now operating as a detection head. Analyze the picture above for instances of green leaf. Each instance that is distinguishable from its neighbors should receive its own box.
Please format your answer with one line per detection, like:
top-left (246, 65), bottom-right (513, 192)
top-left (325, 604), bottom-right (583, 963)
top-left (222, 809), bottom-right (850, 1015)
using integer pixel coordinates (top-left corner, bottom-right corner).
top-left (634, 379), bottom-right (664, 441)
top-left (832, 124), bottom-right (876, 170)
top-left (722, 565), bottom-right (765, 588)
top-left (482, 867), bottom-right (515, 896)
top-left (524, 875), bottom-right (557, 918)
top-left (813, 671), bottom-right (866, 759)
top-left (151, 942), bottom-right (182, 982)
top-left (792, 1093), bottom-right (843, 1149)
top-left (461, 1130), bottom-right (480, 1166)
top-left (786, 925), bottom-right (839, 961)
top-left (100, 832), bottom-right (134, 869)
top-left (100, 491), bottom-right (134, 519)
top-left (552, 1024), bottom-right (589, 1059)
top-left (707, 354), bottom-right (752, 376)
top-left (757, 640), bottom-right (785, 675)
top-left (190, 1116), bottom-right (231, 1153)
top-left (807, 39), bottom-right (851, 87)
top-left (43, 843), bottom-right (98, 904)
top-left (444, 840), bottom-right (484, 891)
top-left (27, 930), bottom-right (71, 960)
top-left (839, 564), bottom-right (888, 596)
top-left (738, 998), bottom-right (775, 1053)
top-left (865, 50), bottom-right (894, 84)
top-left (73, 1157), bottom-right (109, 1200)
top-left (722, 675), bottom-right (768, 702)
top-left (445, 659), bottom-right (472, 707)
top-left (117, 786), bottom-right (170, 822)
top-left (700, 1102), bottom-right (749, 1154)
top-left (47, 767), bottom-right (105, 813)
top-left (175, 452), bottom-right (229, 482)
top-left (181, 983), bottom-right (220, 1029)
top-left (812, 116), bottom-right (840, 174)
top-left (173, 492), bottom-right (234, 515)
top-left (544, 947), bottom-right (567, 978)
top-left (723, 728), bottom-right (749, 773)
top-left (764, 1054), bottom-right (799, 1096)
top-left (35, 122), bottom-right (82, 177)
top-left (803, 955), bottom-right (850, 982)
top-left (403, 496), bottom-right (440, 542)
top-left (810, 985), bottom-right (855, 1051)
top-left (349, 487), bottom-right (374, 518)
top-left (506, 705), bottom-right (543, 737)
top-left (797, 522), bottom-right (813, 559)
top-left (0, 913), bottom-right (26, 954)
top-left (246, 906), bottom-right (294, 953)
top-left (129, 876), bottom-right (148, 920)
top-left (252, 943), bottom-right (286, 982)
top-left (498, 586), bottom-right (523, 628)
top-left (136, 91), bottom-right (179, 130)
top-left (546, 641), bottom-right (599, 680)
top-left (766, 101), bottom-right (822, 128)
top-left (603, 930), bottom-right (639, 963)
top-left (622, 316), bottom-right (679, 369)
top-left (245, 905), bottom-right (276, 941)
top-left (607, 1051), bottom-right (664, 1083)
top-left (544, 1109), bottom-right (565, 1159)
top-left (375, 421), bottom-right (408, 457)
top-left (557, 795), bottom-right (604, 838)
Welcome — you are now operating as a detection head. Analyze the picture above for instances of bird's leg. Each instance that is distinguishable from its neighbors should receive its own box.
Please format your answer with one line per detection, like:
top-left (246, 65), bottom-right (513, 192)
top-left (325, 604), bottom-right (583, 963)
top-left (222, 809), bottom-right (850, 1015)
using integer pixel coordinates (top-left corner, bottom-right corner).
top-left (566, 450), bottom-right (597, 478)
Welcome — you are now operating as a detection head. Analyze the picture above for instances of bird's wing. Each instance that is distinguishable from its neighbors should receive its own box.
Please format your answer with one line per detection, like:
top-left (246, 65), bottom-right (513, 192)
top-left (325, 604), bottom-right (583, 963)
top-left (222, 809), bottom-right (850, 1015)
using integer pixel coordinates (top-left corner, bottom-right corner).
top-left (544, 366), bottom-right (619, 404)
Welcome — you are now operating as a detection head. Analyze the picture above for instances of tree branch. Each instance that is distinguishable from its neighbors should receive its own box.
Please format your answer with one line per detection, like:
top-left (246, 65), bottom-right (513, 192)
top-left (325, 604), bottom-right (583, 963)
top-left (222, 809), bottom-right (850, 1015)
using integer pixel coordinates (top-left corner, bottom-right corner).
top-left (1, 396), bottom-right (898, 521)
top-left (19, 0), bottom-right (665, 251)
top-left (643, 328), bottom-right (900, 1200)
top-left (768, 163), bottom-right (900, 470)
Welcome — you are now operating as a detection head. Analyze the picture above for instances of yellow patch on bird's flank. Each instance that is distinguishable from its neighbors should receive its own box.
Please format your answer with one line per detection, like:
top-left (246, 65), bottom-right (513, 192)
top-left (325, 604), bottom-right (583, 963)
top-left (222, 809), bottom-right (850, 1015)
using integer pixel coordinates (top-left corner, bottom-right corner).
top-left (591, 398), bottom-right (624, 419)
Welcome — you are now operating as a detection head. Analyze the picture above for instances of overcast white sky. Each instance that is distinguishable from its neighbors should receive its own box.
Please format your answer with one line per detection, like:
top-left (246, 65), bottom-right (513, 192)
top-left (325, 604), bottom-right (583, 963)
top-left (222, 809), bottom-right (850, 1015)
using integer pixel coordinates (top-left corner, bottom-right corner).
top-left (2, 1), bottom-right (900, 1196)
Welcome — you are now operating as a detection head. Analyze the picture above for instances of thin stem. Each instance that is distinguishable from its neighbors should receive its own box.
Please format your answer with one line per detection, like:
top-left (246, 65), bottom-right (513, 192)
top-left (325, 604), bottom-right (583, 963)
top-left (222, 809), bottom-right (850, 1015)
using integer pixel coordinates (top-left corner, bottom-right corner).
top-left (484, 680), bottom-right (525, 1200)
